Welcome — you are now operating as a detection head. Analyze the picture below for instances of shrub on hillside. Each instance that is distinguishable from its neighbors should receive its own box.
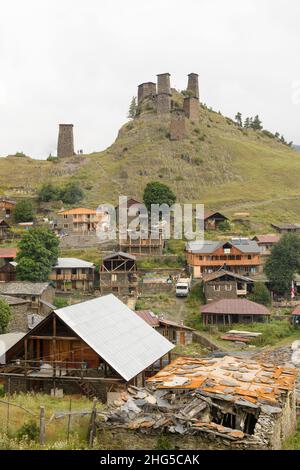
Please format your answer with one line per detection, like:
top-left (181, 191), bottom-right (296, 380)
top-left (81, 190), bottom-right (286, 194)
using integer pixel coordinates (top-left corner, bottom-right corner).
top-left (13, 200), bottom-right (34, 223)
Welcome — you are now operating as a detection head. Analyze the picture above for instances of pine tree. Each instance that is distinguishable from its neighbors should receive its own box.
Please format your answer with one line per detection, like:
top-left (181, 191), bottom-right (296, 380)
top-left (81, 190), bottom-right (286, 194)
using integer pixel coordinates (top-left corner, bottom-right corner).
top-left (128, 96), bottom-right (137, 119)
top-left (244, 117), bottom-right (250, 128)
top-left (251, 115), bottom-right (263, 131)
top-left (235, 112), bottom-right (243, 127)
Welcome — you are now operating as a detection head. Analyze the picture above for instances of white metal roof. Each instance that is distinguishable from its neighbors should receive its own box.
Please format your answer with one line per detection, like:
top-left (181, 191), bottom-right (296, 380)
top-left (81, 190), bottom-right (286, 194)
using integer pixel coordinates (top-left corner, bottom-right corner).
top-left (0, 332), bottom-right (25, 364)
top-left (54, 258), bottom-right (95, 269)
top-left (54, 294), bottom-right (174, 382)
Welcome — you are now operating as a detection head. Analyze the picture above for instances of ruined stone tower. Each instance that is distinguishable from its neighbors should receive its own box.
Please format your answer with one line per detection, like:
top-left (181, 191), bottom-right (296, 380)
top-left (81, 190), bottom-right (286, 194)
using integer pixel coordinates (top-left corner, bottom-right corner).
top-left (156, 73), bottom-right (171, 114)
top-left (187, 73), bottom-right (199, 99)
top-left (184, 73), bottom-right (200, 120)
top-left (137, 82), bottom-right (156, 105)
top-left (170, 109), bottom-right (186, 140)
top-left (57, 124), bottom-right (74, 158)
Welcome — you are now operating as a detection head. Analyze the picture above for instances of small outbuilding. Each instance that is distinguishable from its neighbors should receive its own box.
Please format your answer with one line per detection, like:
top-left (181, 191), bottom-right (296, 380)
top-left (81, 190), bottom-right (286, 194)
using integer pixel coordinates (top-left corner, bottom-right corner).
top-left (201, 299), bottom-right (270, 325)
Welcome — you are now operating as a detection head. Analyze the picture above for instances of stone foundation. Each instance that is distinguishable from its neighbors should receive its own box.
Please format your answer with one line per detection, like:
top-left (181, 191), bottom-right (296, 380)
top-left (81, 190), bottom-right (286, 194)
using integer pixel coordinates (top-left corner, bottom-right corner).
top-left (170, 109), bottom-right (186, 140)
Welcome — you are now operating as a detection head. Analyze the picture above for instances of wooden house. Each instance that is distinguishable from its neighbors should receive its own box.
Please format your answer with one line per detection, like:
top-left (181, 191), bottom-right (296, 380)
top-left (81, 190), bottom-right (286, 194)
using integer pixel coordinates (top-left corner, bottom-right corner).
top-left (0, 295), bottom-right (174, 400)
top-left (186, 238), bottom-right (261, 279)
top-left (119, 230), bottom-right (164, 255)
top-left (0, 262), bottom-right (17, 282)
top-left (99, 252), bottom-right (138, 297)
top-left (201, 299), bottom-right (270, 325)
top-left (135, 310), bottom-right (194, 346)
top-left (0, 282), bottom-right (54, 316)
top-left (115, 197), bottom-right (142, 226)
top-left (271, 223), bottom-right (300, 234)
top-left (203, 211), bottom-right (228, 231)
top-left (203, 270), bottom-right (253, 302)
top-left (0, 198), bottom-right (16, 220)
top-left (49, 258), bottom-right (95, 292)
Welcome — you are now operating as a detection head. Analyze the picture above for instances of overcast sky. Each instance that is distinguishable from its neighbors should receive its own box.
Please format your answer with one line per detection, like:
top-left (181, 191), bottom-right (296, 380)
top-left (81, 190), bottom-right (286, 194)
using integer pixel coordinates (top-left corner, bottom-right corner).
top-left (0, 0), bottom-right (299, 159)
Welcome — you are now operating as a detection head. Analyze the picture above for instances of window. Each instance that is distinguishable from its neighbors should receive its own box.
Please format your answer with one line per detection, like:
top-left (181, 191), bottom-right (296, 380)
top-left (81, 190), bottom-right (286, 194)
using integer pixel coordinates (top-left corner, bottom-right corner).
top-left (213, 285), bottom-right (221, 291)
top-left (112, 274), bottom-right (117, 282)
top-left (248, 255), bottom-right (252, 260)
top-left (225, 284), bottom-right (232, 291)
top-left (72, 269), bottom-right (77, 275)
top-left (31, 296), bottom-right (36, 302)
top-left (64, 215), bottom-right (68, 219)
top-left (63, 224), bottom-right (68, 229)
top-left (224, 248), bottom-right (231, 254)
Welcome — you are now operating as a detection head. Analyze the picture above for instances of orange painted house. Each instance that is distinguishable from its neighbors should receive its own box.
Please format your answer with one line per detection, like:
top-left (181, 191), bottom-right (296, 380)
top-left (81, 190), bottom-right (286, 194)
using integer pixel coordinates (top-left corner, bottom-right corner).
top-left (186, 238), bottom-right (261, 279)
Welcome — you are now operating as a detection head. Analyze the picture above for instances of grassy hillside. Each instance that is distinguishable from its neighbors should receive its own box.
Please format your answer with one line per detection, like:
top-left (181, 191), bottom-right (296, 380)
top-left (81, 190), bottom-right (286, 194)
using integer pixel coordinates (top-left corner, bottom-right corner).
top-left (1, 93), bottom-right (300, 232)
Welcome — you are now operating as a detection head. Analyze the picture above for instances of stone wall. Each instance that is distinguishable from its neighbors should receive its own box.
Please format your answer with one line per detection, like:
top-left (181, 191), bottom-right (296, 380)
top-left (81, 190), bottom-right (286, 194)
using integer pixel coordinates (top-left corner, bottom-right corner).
top-left (183, 96), bottom-right (199, 121)
top-left (8, 303), bottom-right (30, 333)
top-left (157, 73), bottom-right (171, 95)
top-left (57, 124), bottom-right (74, 158)
top-left (170, 109), bottom-right (186, 140)
top-left (156, 93), bottom-right (171, 115)
top-left (204, 281), bottom-right (238, 302)
top-left (138, 82), bottom-right (156, 104)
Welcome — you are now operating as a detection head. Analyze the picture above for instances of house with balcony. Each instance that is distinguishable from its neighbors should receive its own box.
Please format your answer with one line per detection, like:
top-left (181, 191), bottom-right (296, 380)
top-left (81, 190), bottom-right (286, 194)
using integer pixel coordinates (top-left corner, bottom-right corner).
top-left (203, 270), bottom-right (253, 303)
top-left (99, 252), bottom-right (138, 297)
top-left (50, 258), bottom-right (95, 292)
top-left (56, 208), bottom-right (99, 234)
top-left (252, 235), bottom-right (280, 267)
top-left (186, 238), bottom-right (261, 279)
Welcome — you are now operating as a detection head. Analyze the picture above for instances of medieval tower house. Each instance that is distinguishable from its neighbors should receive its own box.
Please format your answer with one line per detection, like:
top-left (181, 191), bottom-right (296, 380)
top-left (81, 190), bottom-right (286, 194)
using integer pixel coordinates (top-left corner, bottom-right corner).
top-left (137, 72), bottom-right (200, 140)
top-left (57, 123), bottom-right (75, 158)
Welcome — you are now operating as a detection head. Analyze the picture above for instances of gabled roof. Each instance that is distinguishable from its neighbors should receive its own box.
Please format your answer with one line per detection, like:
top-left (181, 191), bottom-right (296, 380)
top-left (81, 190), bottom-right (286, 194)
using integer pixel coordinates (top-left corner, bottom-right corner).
top-left (0, 247), bottom-right (17, 259)
top-left (0, 294), bottom-right (29, 305)
top-left (135, 310), bottom-right (194, 331)
top-left (204, 211), bottom-right (228, 221)
top-left (58, 208), bottom-right (96, 216)
top-left (202, 270), bottom-right (253, 283)
top-left (103, 251), bottom-right (136, 262)
top-left (0, 282), bottom-right (50, 296)
top-left (54, 294), bottom-right (174, 382)
top-left (253, 235), bottom-right (280, 244)
top-left (271, 223), bottom-right (300, 230)
top-left (186, 239), bottom-right (260, 255)
top-left (54, 258), bottom-right (95, 269)
top-left (201, 299), bottom-right (270, 316)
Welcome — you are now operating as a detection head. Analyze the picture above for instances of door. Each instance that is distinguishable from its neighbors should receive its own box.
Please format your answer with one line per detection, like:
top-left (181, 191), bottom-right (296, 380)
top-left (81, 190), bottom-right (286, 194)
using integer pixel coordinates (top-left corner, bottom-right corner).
top-left (179, 331), bottom-right (186, 345)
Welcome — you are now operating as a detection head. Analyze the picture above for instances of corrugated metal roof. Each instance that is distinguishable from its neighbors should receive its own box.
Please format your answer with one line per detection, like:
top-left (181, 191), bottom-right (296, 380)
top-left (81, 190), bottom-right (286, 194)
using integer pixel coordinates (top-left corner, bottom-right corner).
top-left (135, 310), bottom-right (160, 327)
top-left (186, 239), bottom-right (260, 254)
top-left (55, 294), bottom-right (174, 382)
top-left (201, 299), bottom-right (270, 316)
top-left (0, 247), bottom-right (17, 259)
top-left (202, 270), bottom-right (253, 283)
top-left (54, 258), bottom-right (95, 269)
top-left (253, 235), bottom-right (280, 244)
top-left (0, 332), bottom-right (25, 364)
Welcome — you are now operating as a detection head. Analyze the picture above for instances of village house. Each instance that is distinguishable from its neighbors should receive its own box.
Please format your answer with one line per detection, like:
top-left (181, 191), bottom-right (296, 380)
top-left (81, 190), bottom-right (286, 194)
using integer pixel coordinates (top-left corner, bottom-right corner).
top-left (99, 252), bottom-right (138, 297)
top-left (56, 207), bottom-right (99, 234)
top-left (0, 262), bottom-right (17, 282)
top-left (144, 355), bottom-right (297, 450)
top-left (201, 299), bottom-right (270, 325)
top-left (49, 258), bottom-right (95, 292)
top-left (0, 198), bottom-right (16, 220)
top-left (0, 295), bottom-right (174, 401)
top-left (271, 223), bottom-right (300, 234)
top-left (135, 310), bottom-right (194, 346)
top-left (186, 238), bottom-right (261, 279)
top-left (0, 282), bottom-right (54, 316)
top-left (0, 247), bottom-right (17, 266)
top-left (252, 234), bottom-right (280, 259)
top-left (0, 219), bottom-right (11, 242)
top-left (115, 197), bottom-right (142, 226)
top-left (203, 211), bottom-right (229, 231)
top-left (203, 270), bottom-right (253, 303)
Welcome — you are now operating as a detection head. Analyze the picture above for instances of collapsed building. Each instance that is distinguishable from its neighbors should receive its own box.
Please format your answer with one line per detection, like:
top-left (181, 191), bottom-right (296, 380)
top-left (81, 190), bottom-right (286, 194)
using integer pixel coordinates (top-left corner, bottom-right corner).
top-left (99, 355), bottom-right (297, 450)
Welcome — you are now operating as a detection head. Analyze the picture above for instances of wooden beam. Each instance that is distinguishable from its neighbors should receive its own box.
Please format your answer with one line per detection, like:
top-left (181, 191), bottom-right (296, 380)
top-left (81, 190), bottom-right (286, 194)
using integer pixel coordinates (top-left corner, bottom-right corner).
top-left (29, 336), bottom-right (78, 341)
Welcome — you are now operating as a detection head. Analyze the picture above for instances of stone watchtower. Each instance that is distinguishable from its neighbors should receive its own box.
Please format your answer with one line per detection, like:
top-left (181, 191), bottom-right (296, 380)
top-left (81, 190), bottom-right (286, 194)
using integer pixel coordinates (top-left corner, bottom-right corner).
top-left (170, 109), bottom-right (186, 140)
top-left (184, 73), bottom-right (200, 120)
top-left (156, 73), bottom-right (171, 114)
top-left (57, 124), bottom-right (75, 158)
top-left (137, 82), bottom-right (156, 105)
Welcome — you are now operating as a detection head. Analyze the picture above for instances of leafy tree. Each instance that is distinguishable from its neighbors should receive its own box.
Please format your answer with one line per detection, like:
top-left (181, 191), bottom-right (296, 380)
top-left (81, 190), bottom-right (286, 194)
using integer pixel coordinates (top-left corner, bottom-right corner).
top-left (38, 183), bottom-right (61, 202)
top-left (251, 115), bottom-right (263, 131)
top-left (0, 298), bottom-right (11, 334)
top-left (264, 233), bottom-right (300, 295)
top-left (235, 112), bottom-right (243, 127)
top-left (16, 227), bottom-right (59, 282)
top-left (60, 182), bottom-right (84, 205)
top-left (128, 96), bottom-right (137, 119)
top-left (143, 181), bottom-right (176, 212)
top-left (249, 282), bottom-right (271, 306)
top-left (13, 199), bottom-right (34, 223)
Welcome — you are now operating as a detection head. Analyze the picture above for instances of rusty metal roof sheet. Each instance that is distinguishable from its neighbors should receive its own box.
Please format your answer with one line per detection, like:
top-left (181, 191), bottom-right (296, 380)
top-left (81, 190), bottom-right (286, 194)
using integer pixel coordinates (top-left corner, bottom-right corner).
top-left (0, 247), bottom-right (17, 259)
top-left (147, 356), bottom-right (297, 407)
